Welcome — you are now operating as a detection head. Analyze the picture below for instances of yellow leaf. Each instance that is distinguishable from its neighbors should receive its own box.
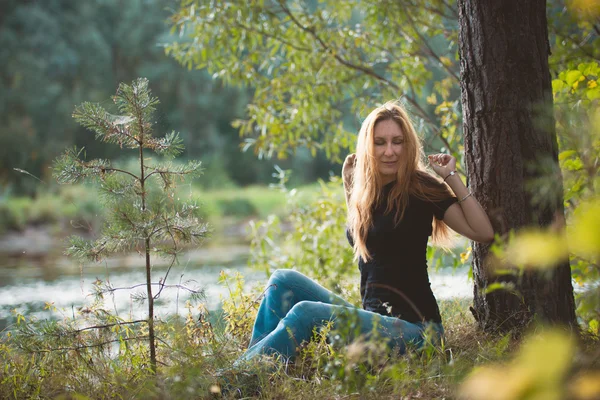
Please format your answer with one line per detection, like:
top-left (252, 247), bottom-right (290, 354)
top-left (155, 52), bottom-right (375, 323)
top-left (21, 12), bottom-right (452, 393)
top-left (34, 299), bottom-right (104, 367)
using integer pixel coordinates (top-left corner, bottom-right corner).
top-left (459, 366), bottom-right (522, 400)
top-left (588, 319), bottom-right (599, 335)
top-left (569, 371), bottom-right (600, 400)
top-left (516, 331), bottom-right (574, 382)
top-left (569, 200), bottom-right (600, 258)
top-left (459, 330), bottom-right (574, 400)
top-left (439, 56), bottom-right (453, 67)
top-left (426, 93), bottom-right (437, 105)
top-left (460, 246), bottom-right (472, 263)
top-left (568, 0), bottom-right (600, 19)
top-left (588, 80), bottom-right (598, 89)
top-left (505, 230), bottom-right (568, 269)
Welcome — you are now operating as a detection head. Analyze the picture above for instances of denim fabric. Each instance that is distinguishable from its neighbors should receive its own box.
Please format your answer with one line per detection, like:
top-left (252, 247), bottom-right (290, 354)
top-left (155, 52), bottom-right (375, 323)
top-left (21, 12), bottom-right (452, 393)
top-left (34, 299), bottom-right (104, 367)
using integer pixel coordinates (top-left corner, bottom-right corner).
top-left (237, 269), bottom-right (443, 364)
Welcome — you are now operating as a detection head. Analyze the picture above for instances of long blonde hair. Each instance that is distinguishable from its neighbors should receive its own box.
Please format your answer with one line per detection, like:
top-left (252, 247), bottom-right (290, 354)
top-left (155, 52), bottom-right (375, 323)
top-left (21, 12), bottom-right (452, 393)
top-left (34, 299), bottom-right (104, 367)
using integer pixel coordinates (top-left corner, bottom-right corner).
top-left (347, 101), bottom-right (454, 261)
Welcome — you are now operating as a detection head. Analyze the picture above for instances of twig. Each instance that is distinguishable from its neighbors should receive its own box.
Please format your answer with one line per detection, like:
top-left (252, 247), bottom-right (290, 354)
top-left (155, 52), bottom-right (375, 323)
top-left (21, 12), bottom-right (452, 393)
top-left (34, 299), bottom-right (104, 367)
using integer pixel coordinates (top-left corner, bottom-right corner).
top-left (101, 282), bottom-right (201, 295)
top-left (25, 335), bottom-right (149, 353)
top-left (66, 319), bottom-right (148, 335)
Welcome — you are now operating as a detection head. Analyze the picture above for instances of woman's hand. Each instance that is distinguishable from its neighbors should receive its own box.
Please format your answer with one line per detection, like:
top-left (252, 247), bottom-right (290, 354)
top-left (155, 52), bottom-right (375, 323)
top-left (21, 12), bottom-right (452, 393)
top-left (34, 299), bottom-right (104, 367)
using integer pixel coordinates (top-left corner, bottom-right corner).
top-left (342, 153), bottom-right (356, 187)
top-left (428, 153), bottom-right (457, 180)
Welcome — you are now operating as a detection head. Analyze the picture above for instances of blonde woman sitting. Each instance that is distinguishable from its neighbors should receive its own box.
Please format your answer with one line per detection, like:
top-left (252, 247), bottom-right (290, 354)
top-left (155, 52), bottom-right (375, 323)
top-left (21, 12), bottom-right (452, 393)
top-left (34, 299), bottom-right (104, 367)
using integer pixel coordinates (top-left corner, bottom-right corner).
top-left (236, 101), bottom-right (494, 364)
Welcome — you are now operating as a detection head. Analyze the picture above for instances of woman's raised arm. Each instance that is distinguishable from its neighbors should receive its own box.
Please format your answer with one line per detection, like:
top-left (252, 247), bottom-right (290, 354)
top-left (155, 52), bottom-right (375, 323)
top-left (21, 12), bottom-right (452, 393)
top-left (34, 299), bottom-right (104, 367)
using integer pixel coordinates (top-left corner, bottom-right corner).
top-left (428, 154), bottom-right (494, 243)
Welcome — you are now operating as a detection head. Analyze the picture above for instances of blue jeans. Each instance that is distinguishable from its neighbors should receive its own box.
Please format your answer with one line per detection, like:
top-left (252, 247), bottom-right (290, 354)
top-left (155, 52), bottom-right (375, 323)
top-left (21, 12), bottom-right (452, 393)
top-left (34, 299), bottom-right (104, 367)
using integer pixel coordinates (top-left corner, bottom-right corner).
top-left (237, 269), bottom-right (443, 363)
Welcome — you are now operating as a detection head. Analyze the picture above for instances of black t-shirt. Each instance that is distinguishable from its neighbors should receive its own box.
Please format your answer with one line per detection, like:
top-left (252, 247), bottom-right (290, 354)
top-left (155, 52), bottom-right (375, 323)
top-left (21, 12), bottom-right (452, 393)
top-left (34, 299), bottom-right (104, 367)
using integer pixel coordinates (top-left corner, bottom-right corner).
top-left (346, 181), bottom-right (457, 323)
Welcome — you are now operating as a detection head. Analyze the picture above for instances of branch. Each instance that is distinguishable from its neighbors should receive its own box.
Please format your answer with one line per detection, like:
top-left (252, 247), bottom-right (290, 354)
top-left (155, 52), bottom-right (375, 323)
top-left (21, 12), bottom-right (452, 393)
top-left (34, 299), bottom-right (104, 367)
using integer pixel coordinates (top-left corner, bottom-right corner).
top-left (550, 25), bottom-right (599, 62)
top-left (25, 335), bottom-right (148, 353)
top-left (144, 168), bottom-right (195, 181)
top-left (154, 214), bottom-right (179, 300)
top-left (101, 282), bottom-right (201, 295)
top-left (232, 19), bottom-right (312, 52)
top-left (404, 8), bottom-right (460, 82)
top-left (276, 0), bottom-right (444, 137)
top-left (37, 320), bottom-right (148, 337)
top-left (102, 167), bottom-right (140, 181)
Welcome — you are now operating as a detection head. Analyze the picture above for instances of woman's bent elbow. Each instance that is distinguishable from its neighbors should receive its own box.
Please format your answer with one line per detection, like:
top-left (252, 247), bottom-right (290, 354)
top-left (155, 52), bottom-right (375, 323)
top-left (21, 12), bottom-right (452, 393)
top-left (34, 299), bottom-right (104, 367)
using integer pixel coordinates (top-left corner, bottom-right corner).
top-left (477, 231), bottom-right (495, 244)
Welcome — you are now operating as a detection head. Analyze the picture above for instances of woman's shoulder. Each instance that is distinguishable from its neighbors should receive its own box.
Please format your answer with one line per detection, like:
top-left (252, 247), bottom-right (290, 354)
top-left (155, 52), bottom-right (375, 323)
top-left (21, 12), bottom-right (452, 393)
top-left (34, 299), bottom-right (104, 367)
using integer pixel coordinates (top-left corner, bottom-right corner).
top-left (414, 170), bottom-right (444, 188)
top-left (412, 170), bottom-right (455, 202)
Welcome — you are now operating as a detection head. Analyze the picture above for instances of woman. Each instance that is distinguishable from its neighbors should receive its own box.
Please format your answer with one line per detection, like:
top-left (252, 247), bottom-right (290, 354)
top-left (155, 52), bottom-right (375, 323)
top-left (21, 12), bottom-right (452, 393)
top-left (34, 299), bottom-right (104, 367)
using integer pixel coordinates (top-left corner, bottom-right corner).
top-left (236, 101), bottom-right (494, 365)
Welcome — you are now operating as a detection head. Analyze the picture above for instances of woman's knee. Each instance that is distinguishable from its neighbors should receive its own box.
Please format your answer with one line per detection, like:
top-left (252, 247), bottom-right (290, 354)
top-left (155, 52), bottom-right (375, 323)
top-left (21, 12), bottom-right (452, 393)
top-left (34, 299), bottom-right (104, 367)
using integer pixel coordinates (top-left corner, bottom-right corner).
top-left (288, 300), bottom-right (334, 323)
top-left (270, 269), bottom-right (306, 286)
top-left (280, 301), bottom-right (322, 332)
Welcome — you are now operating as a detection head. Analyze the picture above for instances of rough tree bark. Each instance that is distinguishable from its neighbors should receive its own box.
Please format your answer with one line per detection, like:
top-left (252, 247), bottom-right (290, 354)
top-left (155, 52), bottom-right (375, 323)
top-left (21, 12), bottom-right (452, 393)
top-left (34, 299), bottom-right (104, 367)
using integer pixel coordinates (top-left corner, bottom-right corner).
top-left (457, 0), bottom-right (577, 331)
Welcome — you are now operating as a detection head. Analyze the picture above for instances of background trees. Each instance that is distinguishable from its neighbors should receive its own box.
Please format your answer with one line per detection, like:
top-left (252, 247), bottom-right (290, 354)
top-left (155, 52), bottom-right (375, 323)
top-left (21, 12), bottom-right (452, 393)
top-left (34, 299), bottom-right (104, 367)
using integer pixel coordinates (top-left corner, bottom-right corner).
top-left (0, 0), bottom-right (335, 195)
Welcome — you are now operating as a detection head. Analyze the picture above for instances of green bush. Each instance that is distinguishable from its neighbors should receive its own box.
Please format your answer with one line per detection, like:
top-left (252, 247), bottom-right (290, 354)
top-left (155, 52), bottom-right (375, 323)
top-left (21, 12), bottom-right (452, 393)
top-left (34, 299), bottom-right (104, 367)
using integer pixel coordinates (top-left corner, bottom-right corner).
top-left (0, 197), bottom-right (31, 232)
top-left (217, 197), bottom-right (258, 218)
top-left (0, 185), bottom-right (106, 234)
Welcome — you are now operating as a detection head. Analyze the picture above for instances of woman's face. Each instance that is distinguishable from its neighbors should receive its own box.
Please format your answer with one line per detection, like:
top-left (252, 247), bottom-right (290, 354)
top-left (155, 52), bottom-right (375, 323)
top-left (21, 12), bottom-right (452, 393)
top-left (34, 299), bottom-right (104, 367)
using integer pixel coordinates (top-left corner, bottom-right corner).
top-left (373, 119), bottom-right (404, 184)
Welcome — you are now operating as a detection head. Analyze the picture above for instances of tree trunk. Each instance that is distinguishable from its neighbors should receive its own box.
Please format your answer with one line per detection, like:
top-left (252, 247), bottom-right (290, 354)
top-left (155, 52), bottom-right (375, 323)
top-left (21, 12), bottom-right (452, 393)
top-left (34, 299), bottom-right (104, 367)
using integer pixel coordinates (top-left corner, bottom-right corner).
top-left (457, 0), bottom-right (577, 331)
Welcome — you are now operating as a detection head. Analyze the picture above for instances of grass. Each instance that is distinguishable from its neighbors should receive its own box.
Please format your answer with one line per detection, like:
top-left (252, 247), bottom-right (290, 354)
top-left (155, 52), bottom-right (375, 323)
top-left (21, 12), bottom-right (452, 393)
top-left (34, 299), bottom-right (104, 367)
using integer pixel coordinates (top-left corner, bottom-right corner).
top-left (0, 296), bottom-right (518, 400)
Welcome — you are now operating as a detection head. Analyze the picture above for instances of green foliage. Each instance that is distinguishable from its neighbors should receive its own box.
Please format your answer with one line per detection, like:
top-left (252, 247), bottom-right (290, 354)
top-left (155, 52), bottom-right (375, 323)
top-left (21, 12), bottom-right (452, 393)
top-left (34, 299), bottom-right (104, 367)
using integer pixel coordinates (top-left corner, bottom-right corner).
top-left (552, 60), bottom-right (600, 331)
top-left (182, 184), bottom-right (291, 230)
top-left (55, 79), bottom-right (207, 261)
top-left (218, 271), bottom-right (260, 343)
top-left (548, 0), bottom-right (600, 71)
top-left (248, 176), bottom-right (356, 292)
top-left (168, 0), bottom-right (462, 164)
top-left (216, 197), bottom-right (259, 218)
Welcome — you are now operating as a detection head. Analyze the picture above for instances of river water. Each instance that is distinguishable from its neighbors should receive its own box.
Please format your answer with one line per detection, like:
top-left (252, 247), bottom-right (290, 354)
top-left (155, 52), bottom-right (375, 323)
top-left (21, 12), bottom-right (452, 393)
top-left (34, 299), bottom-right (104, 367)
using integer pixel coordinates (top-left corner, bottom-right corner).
top-left (0, 244), bottom-right (474, 331)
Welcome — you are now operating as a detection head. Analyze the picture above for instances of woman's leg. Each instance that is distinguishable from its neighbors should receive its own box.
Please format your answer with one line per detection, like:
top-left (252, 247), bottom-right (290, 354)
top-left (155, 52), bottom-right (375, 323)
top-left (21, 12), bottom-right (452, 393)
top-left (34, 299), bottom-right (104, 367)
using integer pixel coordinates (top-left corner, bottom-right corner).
top-left (249, 269), bottom-right (354, 347)
top-left (239, 300), bottom-right (443, 364)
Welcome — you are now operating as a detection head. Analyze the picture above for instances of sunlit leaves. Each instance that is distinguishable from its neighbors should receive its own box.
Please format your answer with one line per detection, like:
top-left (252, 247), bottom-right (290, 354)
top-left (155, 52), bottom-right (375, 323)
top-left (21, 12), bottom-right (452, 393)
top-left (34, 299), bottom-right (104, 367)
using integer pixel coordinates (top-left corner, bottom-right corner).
top-left (551, 60), bottom-right (600, 330)
top-left (219, 271), bottom-right (259, 337)
top-left (497, 198), bottom-right (599, 271)
top-left (553, 62), bottom-right (600, 100)
top-left (569, 200), bottom-right (600, 259)
top-left (167, 0), bottom-right (461, 162)
top-left (504, 230), bottom-right (569, 269)
top-left (459, 330), bottom-right (575, 400)
top-left (568, 0), bottom-right (600, 20)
